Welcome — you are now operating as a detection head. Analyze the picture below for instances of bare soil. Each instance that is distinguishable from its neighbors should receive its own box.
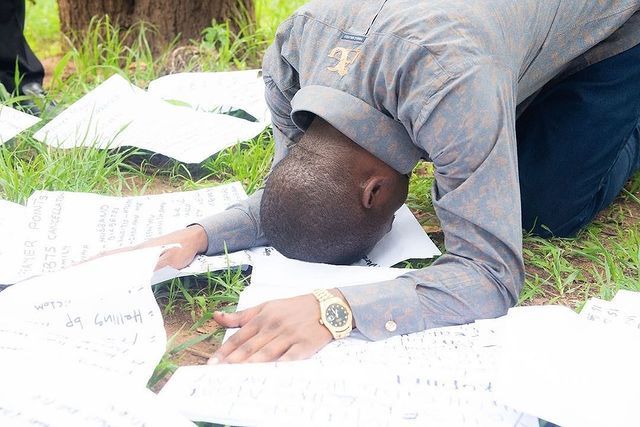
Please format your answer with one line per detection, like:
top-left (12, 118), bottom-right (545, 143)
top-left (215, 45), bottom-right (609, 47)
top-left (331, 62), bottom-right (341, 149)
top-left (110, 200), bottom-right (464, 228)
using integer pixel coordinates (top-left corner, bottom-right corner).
top-left (163, 309), bottom-right (220, 366)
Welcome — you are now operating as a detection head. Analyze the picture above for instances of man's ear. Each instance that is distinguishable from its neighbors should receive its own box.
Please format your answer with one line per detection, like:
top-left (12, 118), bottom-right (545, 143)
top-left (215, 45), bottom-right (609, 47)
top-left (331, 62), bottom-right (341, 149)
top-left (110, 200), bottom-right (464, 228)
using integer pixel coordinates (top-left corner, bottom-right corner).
top-left (361, 176), bottom-right (387, 209)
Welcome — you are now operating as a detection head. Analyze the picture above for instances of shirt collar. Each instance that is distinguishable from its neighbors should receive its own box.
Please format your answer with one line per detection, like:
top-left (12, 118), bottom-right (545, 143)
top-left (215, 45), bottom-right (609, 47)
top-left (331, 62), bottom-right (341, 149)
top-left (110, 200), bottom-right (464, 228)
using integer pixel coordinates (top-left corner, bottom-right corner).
top-left (290, 85), bottom-right (423, 174)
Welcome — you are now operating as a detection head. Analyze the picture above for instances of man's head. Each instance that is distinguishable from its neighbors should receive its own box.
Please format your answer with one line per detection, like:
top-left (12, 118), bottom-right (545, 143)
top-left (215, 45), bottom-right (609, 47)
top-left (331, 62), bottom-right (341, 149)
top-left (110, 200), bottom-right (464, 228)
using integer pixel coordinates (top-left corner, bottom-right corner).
top-left (261, 118), bottom-right (409, 264)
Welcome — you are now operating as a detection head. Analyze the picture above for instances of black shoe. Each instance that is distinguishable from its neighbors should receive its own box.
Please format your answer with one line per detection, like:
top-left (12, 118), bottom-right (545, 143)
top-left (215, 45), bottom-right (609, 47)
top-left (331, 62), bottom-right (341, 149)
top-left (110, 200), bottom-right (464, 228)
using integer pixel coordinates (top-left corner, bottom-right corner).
top-left (18, 82), bottom-right (56, 117)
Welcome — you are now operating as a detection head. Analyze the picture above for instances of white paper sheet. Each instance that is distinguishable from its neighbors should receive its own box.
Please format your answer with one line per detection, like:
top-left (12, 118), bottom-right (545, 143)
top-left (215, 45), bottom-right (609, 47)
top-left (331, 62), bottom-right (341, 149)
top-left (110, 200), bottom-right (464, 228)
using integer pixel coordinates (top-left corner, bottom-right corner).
top-left (161, 321), bottom-right (537, 427)
top-left (0, 372), bottom-right (195, 427)
top-left (4, 182), bottom-right (247, 284)
top-left (0, 247), bottom-right (198, 426)
top-left (0, 199), bottom-right (25, 225)
top-left (0, 321), bottom-right (159, 381)
top-left (234, 249), bottom-right (412, 316)
top-left (249, 249), bottom-right (412, 289)
top-left (494, 305), bottom-right (640, 427)
top-left (611, 289), bottom-right (640, 312)
top-left (313, 322), bottom-right (499, 367)
top-left (0, 200), bottom-right (27, 284)
top-left (148, 70), bottom-right (271, 125)
top-left (33, 74), bottom-right (266, 163)
top-left (353, 204), bottom-right (441, 266)
top-left (0, 104), bottom-right (40, 143)
top-left (579, 297), bottom-right (640, 329)
top-left (0, 248), bottom-right (167, 384)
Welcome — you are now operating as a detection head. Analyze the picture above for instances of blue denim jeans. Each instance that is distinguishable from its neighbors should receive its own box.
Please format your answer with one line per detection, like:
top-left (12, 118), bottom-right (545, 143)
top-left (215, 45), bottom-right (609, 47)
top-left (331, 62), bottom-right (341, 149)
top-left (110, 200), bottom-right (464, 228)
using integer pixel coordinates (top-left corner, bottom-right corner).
top-left (517, 42), bottom-right (640, 237)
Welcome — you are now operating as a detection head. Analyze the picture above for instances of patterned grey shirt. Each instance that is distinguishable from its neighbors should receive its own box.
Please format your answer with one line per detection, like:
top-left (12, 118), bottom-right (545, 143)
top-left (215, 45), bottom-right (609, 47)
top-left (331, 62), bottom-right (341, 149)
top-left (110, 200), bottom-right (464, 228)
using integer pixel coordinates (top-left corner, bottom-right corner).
top-left (199, 0), bottom-right (640, 340)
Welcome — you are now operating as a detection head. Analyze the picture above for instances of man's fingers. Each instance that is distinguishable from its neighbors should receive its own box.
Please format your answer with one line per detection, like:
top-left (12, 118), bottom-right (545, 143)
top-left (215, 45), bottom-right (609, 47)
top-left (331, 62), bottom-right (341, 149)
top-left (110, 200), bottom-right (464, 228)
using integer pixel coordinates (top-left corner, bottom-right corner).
top-left (210, 310), bottom-right (263, 363)
top-left (278, 343), bottom-right (314, 362)
top-left (155, 251), bottom-right (173, 270)
top-left (213, 306), bottom-right (260, 328)
top-left (243, 335), bottom-right (294, 363)
top-left (223, 330), bottom-right (287, 364)
top-left (154, 244), bottom-right (195, 270)
top-left (210, 324), bottom-right (259, 363)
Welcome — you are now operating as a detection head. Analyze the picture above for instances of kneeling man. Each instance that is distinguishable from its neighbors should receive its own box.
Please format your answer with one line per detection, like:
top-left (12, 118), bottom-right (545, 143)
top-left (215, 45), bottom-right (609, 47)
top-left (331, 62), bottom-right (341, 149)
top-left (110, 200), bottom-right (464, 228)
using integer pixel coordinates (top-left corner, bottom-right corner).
top-left (145, 0), bottom-right (640, 363)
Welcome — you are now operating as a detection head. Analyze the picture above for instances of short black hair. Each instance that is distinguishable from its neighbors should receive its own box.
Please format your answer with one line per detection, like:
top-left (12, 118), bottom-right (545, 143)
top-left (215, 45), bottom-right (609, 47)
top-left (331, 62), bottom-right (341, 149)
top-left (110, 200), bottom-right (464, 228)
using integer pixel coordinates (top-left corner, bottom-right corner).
top-left (260, 143), bottom-right (388, 264)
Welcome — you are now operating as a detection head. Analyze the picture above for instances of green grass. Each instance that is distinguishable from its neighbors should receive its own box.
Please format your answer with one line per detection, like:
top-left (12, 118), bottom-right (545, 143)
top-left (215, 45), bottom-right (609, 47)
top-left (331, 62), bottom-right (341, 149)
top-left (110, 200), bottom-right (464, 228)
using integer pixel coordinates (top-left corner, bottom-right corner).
top-left (256, 0), bottom-right (307, 40)
top-left (11, 0), bottom-right (640, 387)
top-left (202, 130), bottom-right (275, 194)
top-left (0, 134), bottom-right (149, 203)
top-left (25, 0), bottom-right (63, 58)
top-left (520, 188), bottom-right (640, 308)
top-left (158, 264), bottom-right (249, 320)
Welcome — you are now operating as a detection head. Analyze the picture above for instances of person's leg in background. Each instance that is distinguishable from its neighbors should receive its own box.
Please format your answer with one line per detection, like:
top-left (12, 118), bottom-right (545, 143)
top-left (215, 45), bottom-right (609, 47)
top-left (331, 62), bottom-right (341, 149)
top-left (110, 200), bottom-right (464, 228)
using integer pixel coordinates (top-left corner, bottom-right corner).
top-left (517, 42), bottom-right (640, 237)
top-left (0, 0), bottom-right (48, 115)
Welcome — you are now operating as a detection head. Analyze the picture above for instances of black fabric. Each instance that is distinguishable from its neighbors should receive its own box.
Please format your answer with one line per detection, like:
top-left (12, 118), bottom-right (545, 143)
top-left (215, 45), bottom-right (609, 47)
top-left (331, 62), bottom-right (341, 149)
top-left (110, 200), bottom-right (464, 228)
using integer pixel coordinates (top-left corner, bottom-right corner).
top-left (0, 0), bottom-right (44, 93)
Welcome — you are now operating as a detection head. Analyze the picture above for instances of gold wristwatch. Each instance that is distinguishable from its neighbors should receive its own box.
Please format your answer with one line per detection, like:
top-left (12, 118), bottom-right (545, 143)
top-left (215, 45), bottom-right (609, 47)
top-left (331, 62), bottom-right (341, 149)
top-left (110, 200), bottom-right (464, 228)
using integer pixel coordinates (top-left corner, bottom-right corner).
top-left (312, 288), bottom-right (353, 339)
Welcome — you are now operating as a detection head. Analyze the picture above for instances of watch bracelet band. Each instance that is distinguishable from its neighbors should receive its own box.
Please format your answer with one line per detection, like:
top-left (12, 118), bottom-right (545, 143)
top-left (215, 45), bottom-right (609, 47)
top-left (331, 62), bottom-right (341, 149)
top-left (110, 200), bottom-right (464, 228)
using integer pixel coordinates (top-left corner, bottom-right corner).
top-left (312, 288), bottom-right (336, 303)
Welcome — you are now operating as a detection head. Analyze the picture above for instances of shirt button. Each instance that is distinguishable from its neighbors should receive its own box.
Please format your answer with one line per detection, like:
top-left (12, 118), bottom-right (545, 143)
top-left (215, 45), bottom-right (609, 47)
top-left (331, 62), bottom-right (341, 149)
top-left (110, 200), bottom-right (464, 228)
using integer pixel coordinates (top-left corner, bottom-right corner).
top-left (385, 320), bottom-right (397, 332)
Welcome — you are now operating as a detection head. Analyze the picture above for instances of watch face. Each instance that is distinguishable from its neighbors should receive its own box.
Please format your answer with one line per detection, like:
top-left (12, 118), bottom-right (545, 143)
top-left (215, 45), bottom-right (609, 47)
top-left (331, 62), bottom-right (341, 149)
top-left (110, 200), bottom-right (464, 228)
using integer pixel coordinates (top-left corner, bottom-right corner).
top-left (325, 303), bottom-right (349, 328)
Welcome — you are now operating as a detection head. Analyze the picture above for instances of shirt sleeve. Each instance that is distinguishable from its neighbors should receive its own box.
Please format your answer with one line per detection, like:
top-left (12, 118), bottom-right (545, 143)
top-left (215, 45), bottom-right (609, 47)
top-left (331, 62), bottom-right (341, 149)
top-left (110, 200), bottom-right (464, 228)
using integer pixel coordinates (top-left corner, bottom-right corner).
top-left (197, 21), bottom-right (302, 256)
top-left (339, 62), bottom-right (525, 340)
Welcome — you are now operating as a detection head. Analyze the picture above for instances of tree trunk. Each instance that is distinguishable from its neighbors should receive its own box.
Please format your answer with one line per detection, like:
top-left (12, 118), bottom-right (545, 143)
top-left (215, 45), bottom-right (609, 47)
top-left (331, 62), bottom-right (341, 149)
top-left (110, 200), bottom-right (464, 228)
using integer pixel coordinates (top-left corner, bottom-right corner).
top-left (57, 0), bottom-right (254, 50)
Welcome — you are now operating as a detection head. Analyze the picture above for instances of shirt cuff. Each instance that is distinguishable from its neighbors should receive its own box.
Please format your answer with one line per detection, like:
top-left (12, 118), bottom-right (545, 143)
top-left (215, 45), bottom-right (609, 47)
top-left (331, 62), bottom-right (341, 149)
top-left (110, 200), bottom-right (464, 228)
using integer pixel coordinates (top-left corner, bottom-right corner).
top-left (338, 277), bottom-right (425, 341)
top-left (195, 207), bottom-right (265, 256)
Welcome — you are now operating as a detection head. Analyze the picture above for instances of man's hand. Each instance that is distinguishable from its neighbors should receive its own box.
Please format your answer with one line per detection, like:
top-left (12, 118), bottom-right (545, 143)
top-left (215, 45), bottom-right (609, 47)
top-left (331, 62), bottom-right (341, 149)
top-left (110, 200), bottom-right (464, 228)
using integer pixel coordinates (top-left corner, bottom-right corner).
top-left (210, 293), bottom-right (340, 364)
top-left (97, 225), bottom-right (208, 271)
top-left (147, 225), bottom-right (209, 270)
